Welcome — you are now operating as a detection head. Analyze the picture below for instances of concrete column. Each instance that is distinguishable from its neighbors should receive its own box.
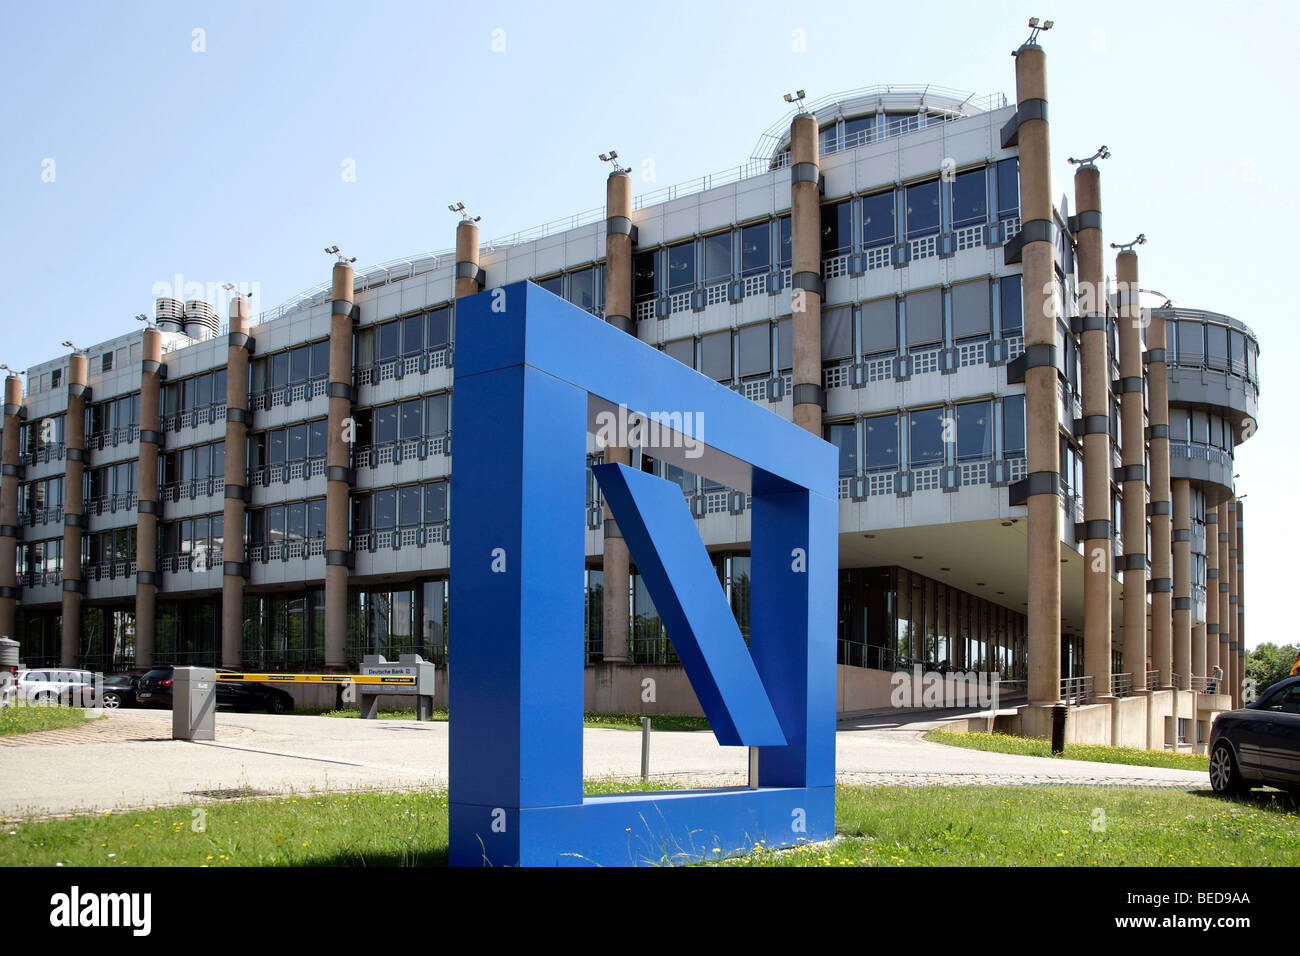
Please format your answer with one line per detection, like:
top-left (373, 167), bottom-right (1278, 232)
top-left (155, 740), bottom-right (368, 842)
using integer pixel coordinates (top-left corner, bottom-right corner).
top-left (1074, 163), bottom-right (1112, 700)
top-left (1147, 308), bottom-right (1173, 687)
top-left (60, 354), bottom-right (89, 666)
top-left (1235, 500), bottom-right (1245, 706)
top-left (0, 375), bottom-right (22, 638)
top-left (324, 261), bottom-right (356, 670)
top-left (221, 297), bottom-right (253, 668)
top-left (1216, 501), bottom-right (1233, 705)
top-left (789, 112), bottom-right (824, 435)
top-left (601, 171), bottom-right (634, 663)
top-left (455, 220), bottom-right (483, 300)
top-left (1227, 500), bottom-right (1240, 706)
top-left (1116, 251), bottom-right (1148, 691)
top-left (135, 329), bottom-right (163, 668)
top-left (1014, 43), bottom-right (1062, 706)
top-left (1204, 507), bottom-right (1219, 679)
top-left (1172, 479), bottom-right (1192, 689)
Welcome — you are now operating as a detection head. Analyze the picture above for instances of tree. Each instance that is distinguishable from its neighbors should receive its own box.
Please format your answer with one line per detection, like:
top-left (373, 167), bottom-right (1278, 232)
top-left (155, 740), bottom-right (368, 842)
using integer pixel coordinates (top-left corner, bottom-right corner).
top-left (1245, 642), bottom-right (1299, 696)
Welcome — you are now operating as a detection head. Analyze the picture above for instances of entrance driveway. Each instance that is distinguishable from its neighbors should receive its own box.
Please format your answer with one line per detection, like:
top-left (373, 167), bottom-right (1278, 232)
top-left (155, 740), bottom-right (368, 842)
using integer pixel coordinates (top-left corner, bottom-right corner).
top-left (0, 706), bottom-right (1207, 819)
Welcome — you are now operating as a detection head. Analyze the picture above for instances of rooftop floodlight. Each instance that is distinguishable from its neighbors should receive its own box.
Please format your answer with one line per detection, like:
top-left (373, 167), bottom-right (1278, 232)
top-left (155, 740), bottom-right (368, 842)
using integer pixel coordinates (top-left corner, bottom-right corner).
top-left (1069, 145), bottom-right (1111, 166)
top-left (324, 245), bottom-right (355, 263)
top-left (135, 313), bottom-right (153, 329)
top-left (1110, 233), bottom-right (1147, 252)
top-left (449, 201), bottom-right (480, 223)
top-left (61, 340), bottom-right (84, 354)
top-left (599, 150), bottom-right (629, 173)
top-left (783, 89), bottom-right (807, 112)
top-left (1021, 16), bottom-right (1054, 49)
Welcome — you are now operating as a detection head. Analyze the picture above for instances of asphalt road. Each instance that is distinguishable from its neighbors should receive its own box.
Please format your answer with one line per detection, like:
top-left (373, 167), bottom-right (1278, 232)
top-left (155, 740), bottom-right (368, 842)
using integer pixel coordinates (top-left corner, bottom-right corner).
top-left (0, 706), bottom-right (1208, 820)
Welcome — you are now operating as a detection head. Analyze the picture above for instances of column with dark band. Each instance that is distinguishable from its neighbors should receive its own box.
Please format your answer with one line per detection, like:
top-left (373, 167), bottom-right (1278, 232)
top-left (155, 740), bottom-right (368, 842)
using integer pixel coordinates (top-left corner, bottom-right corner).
top-left (222, 296), bottom-right (253, 668)
top-left (60, 353), bottom-right (88, 666)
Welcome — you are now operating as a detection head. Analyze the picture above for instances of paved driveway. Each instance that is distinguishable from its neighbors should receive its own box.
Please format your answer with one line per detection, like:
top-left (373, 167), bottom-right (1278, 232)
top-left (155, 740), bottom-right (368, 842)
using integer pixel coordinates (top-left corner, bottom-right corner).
top-left (0, 706), bottom-right (1207, 820)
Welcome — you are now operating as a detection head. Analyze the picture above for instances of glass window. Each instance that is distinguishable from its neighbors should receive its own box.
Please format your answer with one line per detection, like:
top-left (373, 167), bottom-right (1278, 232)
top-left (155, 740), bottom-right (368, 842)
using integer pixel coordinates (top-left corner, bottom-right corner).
top-left (740, 222), bottom-right (770, 276)
top-left (1000, 275), bottom-right (1023, 336)
top-left (951, 169), bottom-right (988, 228)
top-left (375, 404), bottom-right (398, 445)
top-left (1206, 324), bottom-right (1228, 369)
top-left (905, 180), bottom-right (940, 238)
top-left (777, 216), bottom-right (792, 268)
top-left (956, 401), bottom-right (992, 461)
top-left (211, 441), bottom-right (225, 480)
top-left (822, 308), bottom-right (853, 362)
top-left (373, 489), bottom-right (396, 529)
top-left (824, 422), bottom-right (857, 476)
top-left (864, 413), bottom-right (899, 471)
top-left (909, 408), bottom-right (946, 466)
top-left (311, 340), bottom-right (329, 379)
top-left (667, 241), bottom-right (695, 292)
top-left (703, 233), bottom-right (732, 283)
top-left (288, 424), bottom-right (307, 462)
top-left (267, 428), bottom-right (286, 465)
top-left (737, 324), bottom-right (771, 377)
top-left (1177, 321), bottom-right (1204, 363)
top-left (424, 481), bottom-right (448, 525)
top-left (906, 288), bottom-right (943, 348)
top-left (267, 506), bottom-right (285, 543)
top-left (776, 318), bottom-right (792, 371)
top-left (250, 360), bottom-right (266, 396)
top-left (952, 280), bottom-right (991, 339)
top-left (402, 314), bottom-right (424, 357)
top-left (538, 275), bottom-right (563, 297)
top-left (399, 399), bottom-right (422, 440)
top-left (308, 498), bottom-right (326, 538)
top-left (425, 393), bottom-right (449, 436)
top-left (996, 158), bottom-right (1020, 219)
top-left (378, 322), bottom-right (400, 362)
top-left (271, 352), bottom-right (289, 389)
top-left (399, 485), bottom-right (422, 527)
top-left (1003, 394), bottom-right (1026, 456)
top-left (861, 298), bottom-right (897, 356)
top-left (568, 267), bottom-right (595, 310)
top-left (664, 338), bottom-right (694, 368)
top-left (290, 346), bottom-right (311, 383)
top-left (287, 502), bottom-right (306, 541)
top-left (309, 419), bottom-right (327, 459)
top-left (843, 114), bottom-right (875, 148)
top-left (426, 307), bottom-right (450, 350)
top-left (861, 191), bottom-right (895, 248)
top-left (700, 331), bottom-right (732, 382)
top-left (633, 251), bottom-right (657, 301)
top-left (821, 200), bottom-right (852, 257)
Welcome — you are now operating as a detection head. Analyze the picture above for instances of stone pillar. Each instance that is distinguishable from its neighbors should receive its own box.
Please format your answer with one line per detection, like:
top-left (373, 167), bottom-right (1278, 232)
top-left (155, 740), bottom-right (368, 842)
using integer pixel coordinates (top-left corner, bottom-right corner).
top-left (455, 220), bottom-right (484, 300)
top-left (1147, 308), bottom-right (1173, 687)
top-left (601, 171), bottom-right (634, 663)
top-left (1116, 251), bottom-right (1148, 692)
top-left (221, 297), bottom-right (253, 668)
top-left (135, 329), bottom-right (163, 668)
top-left (0, 375), bottom-right (22, 638)
top-left (324, 262), bottom-right (356, 670)
top-left (1074, 163), bottom-right (1112, 700)
top-left (1216, 501), bottom-right (1233, 704)
top-left (789, 112), bottom-right (824, 435)
top-left (1014, 42), bottom-right (1062, 706)
top-left (59, 353), bottom-right (88, 666)
top-left (1172, 479), bottom-right (1192, 689)
top-left (1204, 507), bottom-right (1219, 680)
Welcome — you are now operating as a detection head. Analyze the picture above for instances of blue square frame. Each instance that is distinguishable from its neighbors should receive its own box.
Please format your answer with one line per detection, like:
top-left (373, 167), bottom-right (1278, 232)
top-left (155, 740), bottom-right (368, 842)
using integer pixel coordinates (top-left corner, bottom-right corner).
top-left (448, 281), bottom-right (837, 866)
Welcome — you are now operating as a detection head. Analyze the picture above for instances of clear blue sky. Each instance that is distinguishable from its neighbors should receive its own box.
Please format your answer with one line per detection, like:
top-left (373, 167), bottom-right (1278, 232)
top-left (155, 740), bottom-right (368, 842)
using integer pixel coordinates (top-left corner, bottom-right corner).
top-left (1, 0), bottom-right (1294, 650)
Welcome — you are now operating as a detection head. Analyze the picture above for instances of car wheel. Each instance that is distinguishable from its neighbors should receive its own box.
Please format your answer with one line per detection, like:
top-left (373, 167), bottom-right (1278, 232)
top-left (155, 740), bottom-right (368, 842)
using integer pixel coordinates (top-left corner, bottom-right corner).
top-left (102, 692), bottom-right (122, 709)
top-left (268, 697), bottom-right (288, 715)
top-left (1210, 742), bottom-right (1247, 796)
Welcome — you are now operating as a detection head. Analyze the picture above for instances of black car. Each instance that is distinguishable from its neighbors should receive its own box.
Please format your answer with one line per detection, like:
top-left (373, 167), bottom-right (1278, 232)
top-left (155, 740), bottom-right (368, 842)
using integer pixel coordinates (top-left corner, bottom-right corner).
top-left (136, 666), bottom-right (294, 714)
top-left (1209, 675), bottom-right (1300, 798)
top-left (100, 674), bottom-right (140, 709)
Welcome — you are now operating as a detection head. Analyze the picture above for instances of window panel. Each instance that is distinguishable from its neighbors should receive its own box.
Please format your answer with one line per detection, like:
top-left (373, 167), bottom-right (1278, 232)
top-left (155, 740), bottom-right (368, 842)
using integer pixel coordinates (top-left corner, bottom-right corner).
top-left (311, 340), bottom-right (329, 380)
top-left (309, 419), bottom-right (327, 459)
top-left (664, 338), bottom-right (694, 369)
top-left (740, 222), bottom-right (770, 276)
top-left (703, 233), bottom-right (732, 283)
top-left (861, 298), bottom-right (897, 355)
top-left (399, 485), bottom-right (422, 527)
top-left (667, 241), bottom-right (695, 292)
top-left (952, 280), bottom-right (992, 339)
top-left (399, 399), bottom-right (423, 441)
top-left (425, 393), bottom-right (449, 436)
top-left (821, 200), bottom-right (852, 257)
top-left (271, 352), bottom-right (289, 388)
top-left (426, 308), bottom-right (450, 350)
top-left (373, 489), bottom-right (396, 529)
top-left (402, 315), bottom-right (424, 357)
top-left (1003, 395), bottom-right (1026, 456)
top-left (951, 169), bottom-right (988, 228)
top-left (821, 307), bottom-right (853, 362)
top-left (864, 413), bottom-right (899, 471)
top-left (700, 331), bottom-right (732, 381)
top-left (776, 318), bottom-right (792, 370)
top-left (906, 288), bottom-right (943, 348)
top-left (424, 481), bottom-right (448, 525)
top-left (568, 267), bottom-right (595, 310)
top-left (378, 322), bottom-right (400, 362)
top-left (824, 422), bottom-right (857, 476)
top-left (633, 250), bottom-right (657, 301)
top-left (375, 404), bottom-right (398, 445)
top-left (737, 324), bottom-right (771, 377)
top-left (267, 428), bottom-right (286, 465)
top-left (861, 191), bottom-right (895, 247)
top-left (1000, 275), bottom-right (1023, 336)
top-left (956, 401), bottom-right (992, 460)
top-left (288, 424), bottom-right (307, 462)
top-left (996, 158), bottom-right (1020, 219)
top-left (905, 180), bottom-right (940, 238)
top-left (308, 498), bottom-right (326, 538)
top-left (290, 346), bottom-right (311, 383)
top-left (909, 408), bottom-right (946, 466)
top-left (777, 216), bottom-right (792, 268)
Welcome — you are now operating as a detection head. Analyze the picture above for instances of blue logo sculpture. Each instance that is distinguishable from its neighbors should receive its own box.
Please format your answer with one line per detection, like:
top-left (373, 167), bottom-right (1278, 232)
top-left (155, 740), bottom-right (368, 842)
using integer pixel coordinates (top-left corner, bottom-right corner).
top-left (448, 281), bottom-right (836, 866)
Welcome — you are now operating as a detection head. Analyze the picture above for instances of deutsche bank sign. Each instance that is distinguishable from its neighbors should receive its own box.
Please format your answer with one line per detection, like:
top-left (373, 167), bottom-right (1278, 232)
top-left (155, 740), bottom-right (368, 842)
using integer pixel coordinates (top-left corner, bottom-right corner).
top-left (448, 282), bottom-right (836, 866)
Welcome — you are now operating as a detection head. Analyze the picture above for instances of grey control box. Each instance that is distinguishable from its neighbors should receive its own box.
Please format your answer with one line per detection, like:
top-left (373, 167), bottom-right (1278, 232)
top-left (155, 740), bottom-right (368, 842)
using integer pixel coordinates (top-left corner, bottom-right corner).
top-left (359, 654), bottom-right (437, 720)
top-left (173, 667), bottom-right (216, 741)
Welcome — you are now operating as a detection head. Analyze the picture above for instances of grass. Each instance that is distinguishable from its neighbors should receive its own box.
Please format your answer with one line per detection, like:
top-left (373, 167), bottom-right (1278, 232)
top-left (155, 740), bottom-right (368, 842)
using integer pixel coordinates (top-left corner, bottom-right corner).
top-left (3, 783), bottom-right (1294, 867)
top-left (0, 705), bottom-right (91, 737)
top-left (296, 707), bottom-right (710, 732)
top-left (925, 729), bottom-right (1211, 771)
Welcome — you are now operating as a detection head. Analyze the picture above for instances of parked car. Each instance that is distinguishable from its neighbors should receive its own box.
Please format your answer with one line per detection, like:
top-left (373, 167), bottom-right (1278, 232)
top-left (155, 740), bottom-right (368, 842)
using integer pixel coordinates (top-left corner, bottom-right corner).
top-left (1209, 675), bottom-right (1300, 798)
top-left (100, 674), bottom-right (140, 709)
top-left (15, 669), bottom-right (99, 707)
top-left (136, 666), bottom-right (294, 714)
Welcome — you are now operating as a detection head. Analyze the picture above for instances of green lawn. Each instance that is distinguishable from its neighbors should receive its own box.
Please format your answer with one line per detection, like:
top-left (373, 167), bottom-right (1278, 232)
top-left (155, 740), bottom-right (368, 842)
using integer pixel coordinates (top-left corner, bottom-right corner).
top-left (0, 705), bottom-right (90, 737)
top-left (4, 783), bottom-right (1294, 867)
top-left (301, 707), bottom-right (709, 732)
top-left (925, 729), bottom-right (1210, 771)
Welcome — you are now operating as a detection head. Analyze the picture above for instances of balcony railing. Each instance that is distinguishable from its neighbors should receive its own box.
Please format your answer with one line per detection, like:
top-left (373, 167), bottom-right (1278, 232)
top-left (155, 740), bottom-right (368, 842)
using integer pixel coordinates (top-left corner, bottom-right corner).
top-left (249, 377), bottom-right (327, 412)
top-left (161, 403), bottom-right (226, 433)
top-left (248, 457), bottom-right (326, 488)
top-left (1060, 675), bottom-right (1094, 705)
top-left (1111, 672), bottom-right (1134, 698)
top-left (86, 425), bottom-right (139, 451)
top-left (84, 493), bottom-right (136, 516)
top-left (246, 535), bottom-right (326, 564)
top-left (83, 559), bottom-right (136, 582)
top-left (354, 350), bottom-right (450, 389)
top-left (159, 476), bottom-right (223, 503)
